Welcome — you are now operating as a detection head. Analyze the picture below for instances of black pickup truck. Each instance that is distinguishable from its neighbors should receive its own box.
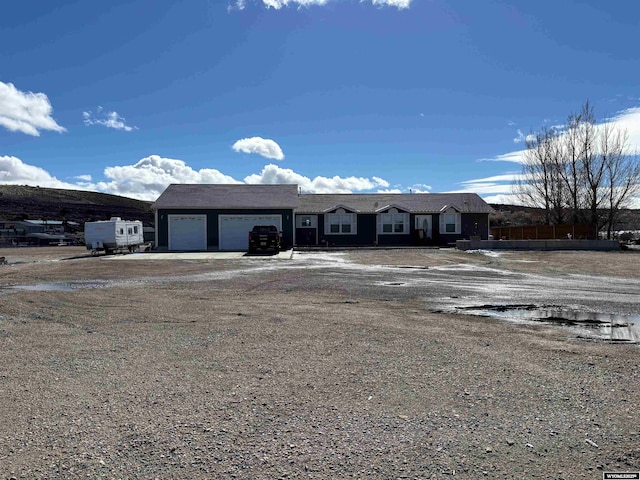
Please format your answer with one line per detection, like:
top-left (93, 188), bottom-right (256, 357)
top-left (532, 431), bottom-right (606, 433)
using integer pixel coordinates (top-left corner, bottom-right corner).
top-left (248, 225), bottom-right (281, 253)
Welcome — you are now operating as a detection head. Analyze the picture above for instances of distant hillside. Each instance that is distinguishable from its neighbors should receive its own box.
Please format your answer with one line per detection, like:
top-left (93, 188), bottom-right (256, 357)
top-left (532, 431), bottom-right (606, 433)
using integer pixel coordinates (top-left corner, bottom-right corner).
top-left (490, 203), bottom-right (640, 230)
top-left (0, 185), bottom-right (153, 227)
top-left (1, 186), bottom-right (637, 232)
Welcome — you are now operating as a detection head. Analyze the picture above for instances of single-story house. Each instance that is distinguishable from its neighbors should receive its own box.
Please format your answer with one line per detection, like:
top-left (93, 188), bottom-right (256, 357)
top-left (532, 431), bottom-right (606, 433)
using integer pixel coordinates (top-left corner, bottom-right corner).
top-left (151, 184), bottom-right (494, 251)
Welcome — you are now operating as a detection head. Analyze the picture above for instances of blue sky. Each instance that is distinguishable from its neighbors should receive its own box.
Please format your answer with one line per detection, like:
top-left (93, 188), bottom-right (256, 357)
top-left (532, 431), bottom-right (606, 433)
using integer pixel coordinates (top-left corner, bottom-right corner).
top-left (1, 0), bottom-right (639, 203)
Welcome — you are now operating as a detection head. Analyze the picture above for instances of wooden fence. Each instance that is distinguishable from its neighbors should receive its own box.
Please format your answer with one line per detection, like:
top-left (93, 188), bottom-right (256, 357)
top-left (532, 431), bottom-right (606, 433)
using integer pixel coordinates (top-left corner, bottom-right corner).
top-left (490, 223), bottom-right (596, 240)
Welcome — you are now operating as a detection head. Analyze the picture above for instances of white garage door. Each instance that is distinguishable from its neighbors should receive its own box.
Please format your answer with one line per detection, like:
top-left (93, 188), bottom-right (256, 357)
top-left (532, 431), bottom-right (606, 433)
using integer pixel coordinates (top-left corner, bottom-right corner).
top-left (219, 214), bottom-right (282, 251)
top-left (168, 215), bottom-right (207, 251)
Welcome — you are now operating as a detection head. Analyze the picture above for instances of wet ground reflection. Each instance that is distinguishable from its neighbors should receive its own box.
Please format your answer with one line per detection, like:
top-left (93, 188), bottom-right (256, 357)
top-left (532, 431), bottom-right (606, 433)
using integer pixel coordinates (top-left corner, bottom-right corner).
top-left (457, 304), bottom-right (640, 343)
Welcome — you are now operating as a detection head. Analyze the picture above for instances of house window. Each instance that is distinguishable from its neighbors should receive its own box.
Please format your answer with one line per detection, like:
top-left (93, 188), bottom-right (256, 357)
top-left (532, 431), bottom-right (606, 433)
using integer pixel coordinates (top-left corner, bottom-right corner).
top-left (441, 212), bottom-right (461, 234)
top-left (325, 212), bottom-right (356, 235)
top-left (301, 217), bottom-right (312, 227)
top-left (378, 212), bottom-right (409, 234)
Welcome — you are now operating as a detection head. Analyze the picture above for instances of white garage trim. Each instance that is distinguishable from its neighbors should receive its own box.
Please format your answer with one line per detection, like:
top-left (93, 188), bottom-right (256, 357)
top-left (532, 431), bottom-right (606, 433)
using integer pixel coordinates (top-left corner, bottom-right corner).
top-left (219, 214), bottom-right (282, 251)
top-left (168, 214), bottom-right (207, 251)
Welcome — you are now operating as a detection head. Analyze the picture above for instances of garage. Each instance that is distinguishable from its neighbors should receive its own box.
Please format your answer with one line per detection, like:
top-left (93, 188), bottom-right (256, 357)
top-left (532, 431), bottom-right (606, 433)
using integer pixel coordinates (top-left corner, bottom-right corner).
top-left (153, 185), bottom-right (299, 251)
top-left (219, 214), bottom-right (282, 251)
top-left (168, 215), bottom-right (207, 251)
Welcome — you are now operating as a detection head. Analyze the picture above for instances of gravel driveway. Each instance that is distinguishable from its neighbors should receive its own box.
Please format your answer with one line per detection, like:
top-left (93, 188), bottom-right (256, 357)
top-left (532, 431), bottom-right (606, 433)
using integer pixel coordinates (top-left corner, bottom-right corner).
top-left (0, 247), bottom-right (639, 479)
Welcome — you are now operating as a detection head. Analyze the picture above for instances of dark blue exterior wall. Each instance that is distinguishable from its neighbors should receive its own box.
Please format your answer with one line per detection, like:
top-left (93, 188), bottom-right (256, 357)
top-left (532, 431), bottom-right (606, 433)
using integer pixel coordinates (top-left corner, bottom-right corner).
top-left (156, 208), bottom-right (294, 250)
top-left (462, 213), bottom-right (489, 239)
top-left (152, 210), bottom-right (494, 249)
top-left (317, 213), bottom-right (377, 246)
top-left (436, 213), bottom-right (491, 245)
top-left (297, 212), bottom-right (490, 247)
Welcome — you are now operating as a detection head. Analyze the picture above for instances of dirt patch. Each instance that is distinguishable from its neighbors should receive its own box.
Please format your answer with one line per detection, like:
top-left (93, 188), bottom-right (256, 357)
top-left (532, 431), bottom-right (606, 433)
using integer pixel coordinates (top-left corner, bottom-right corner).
top-left (345, 247), bottom-right (640, 278)
top-left (1, 247), bottom-right (639, 478)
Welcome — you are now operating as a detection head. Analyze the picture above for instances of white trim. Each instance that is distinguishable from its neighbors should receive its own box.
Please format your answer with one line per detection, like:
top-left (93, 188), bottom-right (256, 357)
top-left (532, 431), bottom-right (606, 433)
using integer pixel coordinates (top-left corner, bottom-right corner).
top-left (322, 204), bottom-right (357, 213)
top-left (154, 209), bottom-right (158, 248)
top-left (377, 211), bottom-right (409, 235)
top-left (374, 203), bottom-right (410, 213)
top-left (296, 214), bottom-right (318, 228)
top-left (439, 211), bottom-right (461, 235)
top-left (324, 212), bottom-right (357, 235)
top-left (440, 204), bottom-right (461, 213)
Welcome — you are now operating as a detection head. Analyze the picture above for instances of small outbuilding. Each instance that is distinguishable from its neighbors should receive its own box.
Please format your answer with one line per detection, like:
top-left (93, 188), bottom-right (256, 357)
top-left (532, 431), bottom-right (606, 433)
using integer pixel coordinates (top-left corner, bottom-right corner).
top-left (151, 184), bottom-right (493, 251)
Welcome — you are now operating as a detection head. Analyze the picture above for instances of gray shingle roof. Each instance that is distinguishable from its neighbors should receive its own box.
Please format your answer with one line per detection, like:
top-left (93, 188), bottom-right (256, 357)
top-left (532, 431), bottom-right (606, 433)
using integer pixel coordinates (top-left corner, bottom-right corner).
top-left (297, 193), bottom-right (494, 214)
top-left (152, 185), bottom-right (493, 214)
top-left (152, 184), bottom-right (300, 209)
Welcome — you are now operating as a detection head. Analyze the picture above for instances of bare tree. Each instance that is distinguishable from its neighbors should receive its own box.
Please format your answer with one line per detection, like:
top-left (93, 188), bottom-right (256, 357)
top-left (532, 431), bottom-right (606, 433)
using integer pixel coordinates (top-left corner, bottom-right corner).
top-left (514, 127), bottom-right (566, 224)
top-left (558, 105), bottom-right (590, 224)
top-left (600, 124), bottom-right (640, 238)
top-left (514, 101), bottom-right (640, 237)
top-left (575, 101), bottom-right (607, 231)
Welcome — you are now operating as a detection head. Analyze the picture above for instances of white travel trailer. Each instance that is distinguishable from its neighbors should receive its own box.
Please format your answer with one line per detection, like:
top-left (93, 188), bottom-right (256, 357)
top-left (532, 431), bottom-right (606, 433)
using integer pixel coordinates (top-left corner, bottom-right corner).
top-left (84, 217), bottom-right (145, 254)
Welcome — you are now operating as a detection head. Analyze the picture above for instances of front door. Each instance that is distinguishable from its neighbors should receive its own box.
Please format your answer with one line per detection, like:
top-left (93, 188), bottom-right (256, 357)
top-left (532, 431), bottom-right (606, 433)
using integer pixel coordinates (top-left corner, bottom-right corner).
top-left (415, 215), bottom-right (432, 241)
top-left (295, 215), bottom-right (318, 246)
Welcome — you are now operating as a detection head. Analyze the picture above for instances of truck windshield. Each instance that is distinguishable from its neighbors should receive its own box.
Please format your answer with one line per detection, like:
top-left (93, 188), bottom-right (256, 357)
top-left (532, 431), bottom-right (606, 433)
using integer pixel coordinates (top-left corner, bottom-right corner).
top-left (253, 226), bottom-right (276, 233)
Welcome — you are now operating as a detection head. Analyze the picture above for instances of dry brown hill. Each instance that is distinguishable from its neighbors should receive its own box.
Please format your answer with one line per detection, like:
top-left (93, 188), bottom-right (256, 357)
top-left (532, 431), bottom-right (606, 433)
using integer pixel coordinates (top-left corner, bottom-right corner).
top-left (0, 185), bottom-right (153, 227)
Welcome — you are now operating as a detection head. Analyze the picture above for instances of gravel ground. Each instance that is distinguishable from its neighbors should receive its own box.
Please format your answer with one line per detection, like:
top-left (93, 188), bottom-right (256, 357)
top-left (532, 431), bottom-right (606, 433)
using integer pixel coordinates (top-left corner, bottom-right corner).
top-left (0, 247), bottom-right (639, 479)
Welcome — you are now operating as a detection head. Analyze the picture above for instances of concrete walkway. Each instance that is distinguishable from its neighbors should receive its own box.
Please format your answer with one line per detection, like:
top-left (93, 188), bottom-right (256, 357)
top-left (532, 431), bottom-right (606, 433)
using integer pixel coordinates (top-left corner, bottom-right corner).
top-left (106, 249), bottom-right (294, 260)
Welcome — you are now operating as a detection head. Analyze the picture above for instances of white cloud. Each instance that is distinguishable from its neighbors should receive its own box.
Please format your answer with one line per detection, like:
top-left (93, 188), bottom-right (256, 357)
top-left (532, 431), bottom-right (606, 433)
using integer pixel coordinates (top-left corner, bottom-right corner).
top-left (409, 184), bottom-right (431, 193)
top-left (232, 137), bottom-right (285, 160)
top-left (244, 163), bottom-right (389, 193)
top-left (369, 0), bottom-right (411, 8)
top-left (0, 81), bottom-right (66, 136)
top-left (487, 105), bottom-right (640, 165)
top-left (372, 176), bottom-right (389, 188)
top-left (512, 129), bottom-right (535, 144)
top-left (462, 173), bottom-right (522, 185)
top-left (0, 155), bottom-right (82, 189)
top-left (262, 0), bottom-right (328, 8)
top-left (83, 106), bottom-right (137, 132)
top-left (94, 155), bottom-right (241, 200)
top-left (1, 155), bottom-right (396, 200)
top-left (228, 0), bottom-right (410, 10)
top-left (604, 106), bottom-right (640, 154)
top-left (480, 193), bottom-right (523, 205)
top-left (228, 0), bottom-right (247, 10)
top-left (447, 173), bottom-right (524, 204)
top-left (479, 150), bottom-right (526, 164)
top-left (451, 183), bottom-right (515, 195)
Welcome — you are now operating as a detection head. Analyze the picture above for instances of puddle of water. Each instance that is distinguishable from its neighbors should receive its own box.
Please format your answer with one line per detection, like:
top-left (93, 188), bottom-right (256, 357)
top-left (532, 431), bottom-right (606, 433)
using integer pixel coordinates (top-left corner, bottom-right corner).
top-left (3, 283), bottom-right (75, 292)
top-left (465, 249), bottom-right (504, 258)
top-left (0, 281), bottom-right (112, 293)
top-left (458, 304), bottom-right (640, 343)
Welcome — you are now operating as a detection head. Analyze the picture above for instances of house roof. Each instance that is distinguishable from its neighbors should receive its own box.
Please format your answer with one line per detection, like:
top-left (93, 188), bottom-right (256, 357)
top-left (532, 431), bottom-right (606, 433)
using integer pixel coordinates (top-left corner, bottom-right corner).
top-left (297, 193), bottom-right (494, 214)
top-left (152, 184), bottom-right (300, 209)
top-left (21, 220), bottom-right (79, 226)
top-left (152, 185), bottom-right (493, 214)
